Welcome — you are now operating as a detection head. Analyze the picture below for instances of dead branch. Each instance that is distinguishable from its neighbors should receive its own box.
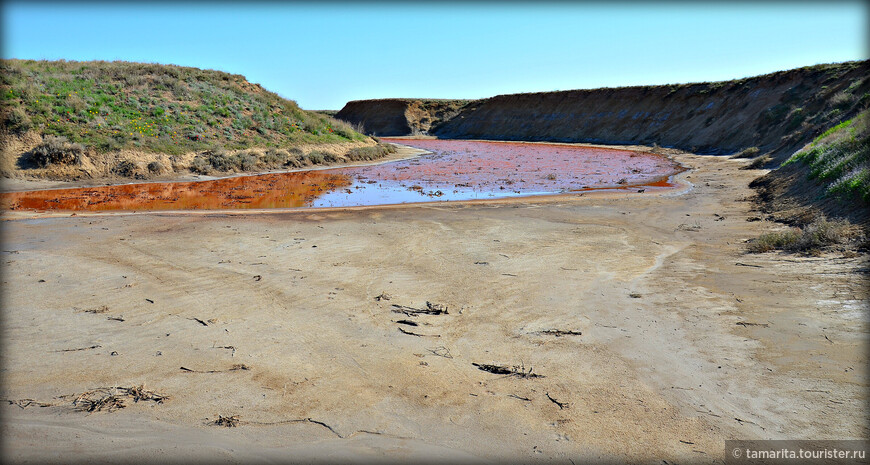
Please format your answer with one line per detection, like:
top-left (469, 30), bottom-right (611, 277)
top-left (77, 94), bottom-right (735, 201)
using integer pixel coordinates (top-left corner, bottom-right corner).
top-left (546, 392), bottom-right (568, 409)
top-left (391, 302), bottom-right (448, 316)
top-left (398, 327), bottom-right (440, 338)
top-left (538, 329), bottom-right (582, 337)
top-left (54, 345), bottom-right (101, 353)
top-left (180, 364), bottom-right (250, 373)
top-left (472, 362), bottom-right (544, 379)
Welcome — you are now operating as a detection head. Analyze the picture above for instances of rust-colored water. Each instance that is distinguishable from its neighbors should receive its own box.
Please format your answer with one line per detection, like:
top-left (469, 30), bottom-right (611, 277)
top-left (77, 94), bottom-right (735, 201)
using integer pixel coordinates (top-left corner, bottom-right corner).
top-left (0, 171), bottom-right (351, 212)
top-left (1, 139), bottom-right (683, 212)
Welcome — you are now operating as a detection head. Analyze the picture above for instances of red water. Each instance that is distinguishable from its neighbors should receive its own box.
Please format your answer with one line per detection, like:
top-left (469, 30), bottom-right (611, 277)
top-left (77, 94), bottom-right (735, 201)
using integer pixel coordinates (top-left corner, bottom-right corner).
top-left (0, 139), bottom-right (683, 212)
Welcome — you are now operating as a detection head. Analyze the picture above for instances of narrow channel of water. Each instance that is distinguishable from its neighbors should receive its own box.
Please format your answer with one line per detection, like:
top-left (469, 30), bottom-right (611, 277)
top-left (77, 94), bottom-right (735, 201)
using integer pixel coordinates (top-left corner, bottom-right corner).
top-left (0, 139), bottom-right (683, 212)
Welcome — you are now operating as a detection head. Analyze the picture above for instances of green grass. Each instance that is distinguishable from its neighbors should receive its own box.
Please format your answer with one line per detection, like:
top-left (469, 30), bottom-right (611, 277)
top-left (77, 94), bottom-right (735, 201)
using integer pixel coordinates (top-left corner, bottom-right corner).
top-left (0, 59), bottom-right (368, 156)
top-left (782, 109), bottom-right (870, 201)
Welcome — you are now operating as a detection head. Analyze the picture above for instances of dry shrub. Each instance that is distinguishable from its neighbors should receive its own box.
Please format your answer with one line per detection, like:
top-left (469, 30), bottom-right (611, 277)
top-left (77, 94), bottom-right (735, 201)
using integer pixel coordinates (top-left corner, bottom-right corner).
top-left (742, 154), bottom-right (773, 170)
top-left (113, 160), bottom-right (140, 177)
top-left (748, 216), bottom-right (852, 253)
top-left (147, 161), bottom-right (166, 174)
top-left (31, 135), bottom-right (85, 167)
top-left (731, 146), bottom-right (760, 159)
top-left (3, 107), bottom-right (32, 134)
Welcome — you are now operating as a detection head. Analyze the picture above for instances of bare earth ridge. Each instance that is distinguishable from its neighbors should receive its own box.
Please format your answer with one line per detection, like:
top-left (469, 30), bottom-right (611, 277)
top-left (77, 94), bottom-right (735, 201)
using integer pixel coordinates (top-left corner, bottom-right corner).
top-left (1, 148), bottom-right (866, 463)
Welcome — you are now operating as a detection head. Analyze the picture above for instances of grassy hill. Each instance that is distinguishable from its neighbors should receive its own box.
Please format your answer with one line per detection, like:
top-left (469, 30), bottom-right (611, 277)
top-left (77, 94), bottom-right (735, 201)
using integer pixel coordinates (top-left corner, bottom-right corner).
top-left (0, 59), bottom-right (390, 180)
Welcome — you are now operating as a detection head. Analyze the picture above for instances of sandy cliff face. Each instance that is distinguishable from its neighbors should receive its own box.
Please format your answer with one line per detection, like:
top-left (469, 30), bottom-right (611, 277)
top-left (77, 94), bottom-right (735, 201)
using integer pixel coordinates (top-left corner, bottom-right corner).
top-left (335, 99), bottom-right (470, 136)
top-left (436, 62), bottom-right (868, 161)
top-left (338, 62), bottom-right (869, 162)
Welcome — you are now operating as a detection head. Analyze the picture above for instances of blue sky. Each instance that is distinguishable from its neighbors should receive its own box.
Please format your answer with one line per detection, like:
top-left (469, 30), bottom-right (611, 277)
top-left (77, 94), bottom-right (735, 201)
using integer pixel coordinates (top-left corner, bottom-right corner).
top-left (3, 2), bottom-right (867, 110)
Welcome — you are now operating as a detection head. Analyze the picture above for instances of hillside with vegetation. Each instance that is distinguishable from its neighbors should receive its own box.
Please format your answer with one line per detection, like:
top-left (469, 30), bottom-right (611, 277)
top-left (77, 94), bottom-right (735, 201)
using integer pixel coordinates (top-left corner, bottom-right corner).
top-left (751, 108), bottom-right (869, 226)
top-left (0, 59), bottom-right (392, 181)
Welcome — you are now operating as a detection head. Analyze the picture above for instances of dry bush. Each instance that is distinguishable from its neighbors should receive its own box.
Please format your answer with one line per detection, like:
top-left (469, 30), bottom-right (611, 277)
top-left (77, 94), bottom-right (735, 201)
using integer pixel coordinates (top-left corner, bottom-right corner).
top-left (742, 154), bottom-right (773, 170)
top-left (113, 160), bottom-right (140, 177)
top-left (747, 216), bottom-right (852, 253)
top-left (31, 135), bottom-right (85, 167)
top-left (3, 107), bottom-right (32, 134)
top-left (731, 146), bottom-right (760, 159)
top-left (147, 161), bottom-right (166, 174)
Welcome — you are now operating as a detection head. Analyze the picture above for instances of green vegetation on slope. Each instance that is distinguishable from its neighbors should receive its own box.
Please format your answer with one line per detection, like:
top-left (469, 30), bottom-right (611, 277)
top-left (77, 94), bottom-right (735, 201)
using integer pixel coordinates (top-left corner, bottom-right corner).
top-left (0, 59), bottom-right (368, 156)
top-left (782, 109), bottom-right (870, 201)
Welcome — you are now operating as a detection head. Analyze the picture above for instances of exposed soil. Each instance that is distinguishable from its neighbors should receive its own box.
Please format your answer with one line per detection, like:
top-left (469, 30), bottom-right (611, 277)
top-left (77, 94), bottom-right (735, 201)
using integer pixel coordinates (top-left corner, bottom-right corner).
top-left (336, 99), bottom-right (471, 136)
top-left (337, 61), bottom-right (870, 163)
top-left (2, 147), bottom-right (866, 463)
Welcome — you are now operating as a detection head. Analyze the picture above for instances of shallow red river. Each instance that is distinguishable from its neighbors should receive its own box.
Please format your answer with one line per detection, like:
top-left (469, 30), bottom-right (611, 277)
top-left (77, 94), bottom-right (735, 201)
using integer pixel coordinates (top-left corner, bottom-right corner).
top-left (0, 139), bottom-right (683, 212)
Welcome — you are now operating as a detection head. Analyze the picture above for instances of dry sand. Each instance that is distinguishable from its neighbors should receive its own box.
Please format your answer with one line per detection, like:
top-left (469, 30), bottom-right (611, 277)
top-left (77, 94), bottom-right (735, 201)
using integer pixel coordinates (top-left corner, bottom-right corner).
top-left (1, 150), bottom-right (867, 464)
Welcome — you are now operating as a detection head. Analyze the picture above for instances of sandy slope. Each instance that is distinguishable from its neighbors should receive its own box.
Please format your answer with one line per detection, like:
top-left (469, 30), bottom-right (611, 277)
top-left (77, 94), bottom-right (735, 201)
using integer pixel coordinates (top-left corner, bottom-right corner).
top-left (1, 151), bottom-right (866, 464)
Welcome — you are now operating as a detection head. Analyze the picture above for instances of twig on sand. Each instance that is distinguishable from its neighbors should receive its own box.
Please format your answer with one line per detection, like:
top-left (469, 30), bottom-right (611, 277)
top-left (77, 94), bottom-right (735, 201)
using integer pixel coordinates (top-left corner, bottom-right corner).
top-left (537, 329), bottom-right (582, 337)
top-left (180, 364), bottom-right (250, 373)
top-left (54, 345), bottom-right (101, 353)
top-left (736, 321), bottom-right (769, 328)
top-left (546, 392), bottom-right (568, 409)
top-left (71, 385), bottom-right (168, 413)
top-left (398, 327), bottom-right (440, 338)
top-left (391, 302), bottom-right (449, 316)
top-left (427, 346), bottom-right (453, 358)
top-left (472, 362), bottom-right (544, 379)
top-left (213, 415), bottom-right (240, 427)
top-left (735, 262), bottom-right (763, 268)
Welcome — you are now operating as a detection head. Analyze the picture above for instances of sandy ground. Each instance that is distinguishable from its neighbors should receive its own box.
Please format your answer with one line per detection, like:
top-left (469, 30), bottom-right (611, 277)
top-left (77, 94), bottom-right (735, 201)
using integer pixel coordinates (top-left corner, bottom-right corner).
top-left (0, 151), bottom-right (867, 464)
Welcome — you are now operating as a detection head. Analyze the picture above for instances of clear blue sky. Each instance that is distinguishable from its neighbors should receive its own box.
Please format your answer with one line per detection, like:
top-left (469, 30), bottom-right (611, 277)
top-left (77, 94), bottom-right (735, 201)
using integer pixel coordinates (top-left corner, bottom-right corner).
top-left (3, 2), bottom-right (867, 110)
